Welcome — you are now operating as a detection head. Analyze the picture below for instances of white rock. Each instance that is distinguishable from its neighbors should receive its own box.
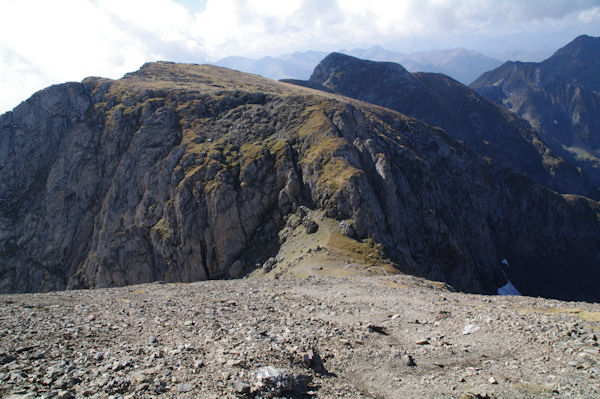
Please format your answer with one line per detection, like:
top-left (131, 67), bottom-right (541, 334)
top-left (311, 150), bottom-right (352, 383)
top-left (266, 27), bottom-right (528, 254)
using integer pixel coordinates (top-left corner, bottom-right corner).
top-left (463, 324), bottom-right (480, 335)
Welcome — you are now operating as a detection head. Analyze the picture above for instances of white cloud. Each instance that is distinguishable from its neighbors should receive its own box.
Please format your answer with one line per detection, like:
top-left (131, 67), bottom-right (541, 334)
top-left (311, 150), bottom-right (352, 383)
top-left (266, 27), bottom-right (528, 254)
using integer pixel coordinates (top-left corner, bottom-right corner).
top-left (578, 5), bottom-right (600, 23)
top-left (184, 1), bottom-right (600, 57)
top-left (0, 0), bottom-right (599, 113)
top-left (0, 0), bottom-right (202, 113)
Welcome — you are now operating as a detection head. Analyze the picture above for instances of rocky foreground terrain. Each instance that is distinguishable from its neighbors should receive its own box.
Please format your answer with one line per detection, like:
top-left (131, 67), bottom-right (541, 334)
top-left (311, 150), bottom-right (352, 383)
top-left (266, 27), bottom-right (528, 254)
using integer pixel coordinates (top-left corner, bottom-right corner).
top-left (1, 275), bottom-right (599, 398)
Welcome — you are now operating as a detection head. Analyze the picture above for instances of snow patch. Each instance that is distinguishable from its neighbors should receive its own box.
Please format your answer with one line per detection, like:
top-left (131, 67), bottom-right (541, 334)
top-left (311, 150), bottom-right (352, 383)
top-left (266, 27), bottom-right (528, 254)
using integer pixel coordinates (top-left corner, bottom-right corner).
top-left (498, 279), bottom-right (521, 296)
top-left (498, 258), bottom-right (521, 296)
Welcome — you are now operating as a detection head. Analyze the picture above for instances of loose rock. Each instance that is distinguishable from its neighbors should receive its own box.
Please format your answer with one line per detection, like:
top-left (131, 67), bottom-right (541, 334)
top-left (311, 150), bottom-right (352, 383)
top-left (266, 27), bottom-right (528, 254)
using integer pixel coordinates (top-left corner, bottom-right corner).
top-left (463, 324), bottom-right (480, 335)
top-left (304, 220), bottom-right (319, 234)
top-left (303, 348), bottom-right (327, 374)
top-left (403, 353), bottom-right (417, 367)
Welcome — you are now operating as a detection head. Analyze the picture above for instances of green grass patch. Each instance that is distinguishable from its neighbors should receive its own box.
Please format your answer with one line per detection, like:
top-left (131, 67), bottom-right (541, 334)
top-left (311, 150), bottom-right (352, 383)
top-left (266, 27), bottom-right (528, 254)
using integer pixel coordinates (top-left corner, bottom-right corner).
top-left (319, 157), bottom-right (360, 191)
top-left (517, 306), bottom-right (600, 322)
top-left (327, 231), bottom-right (395, 273)
top-left (152, 218), bottom-right (173, 241)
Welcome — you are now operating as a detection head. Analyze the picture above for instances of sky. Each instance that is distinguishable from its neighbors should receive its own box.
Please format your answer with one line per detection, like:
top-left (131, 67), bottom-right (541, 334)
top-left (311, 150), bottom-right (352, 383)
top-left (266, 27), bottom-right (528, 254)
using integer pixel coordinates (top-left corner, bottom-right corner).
top-left (1, 0), bottom-right (599, 114)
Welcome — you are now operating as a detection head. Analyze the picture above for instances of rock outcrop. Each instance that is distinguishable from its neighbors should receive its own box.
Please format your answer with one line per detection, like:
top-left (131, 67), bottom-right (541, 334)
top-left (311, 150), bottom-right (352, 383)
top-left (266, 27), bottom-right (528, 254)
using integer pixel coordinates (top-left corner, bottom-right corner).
top-left (1, 62), bottom-right (599, 300)
top-left (471, 35), bottom-right (600, 186)
top-left (284, 52), bottom-right (598, 199)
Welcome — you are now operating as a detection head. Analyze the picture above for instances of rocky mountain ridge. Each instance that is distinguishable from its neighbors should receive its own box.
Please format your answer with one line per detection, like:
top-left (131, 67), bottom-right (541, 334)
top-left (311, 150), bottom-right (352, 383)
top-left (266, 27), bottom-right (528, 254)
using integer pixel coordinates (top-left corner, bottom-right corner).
top-left (284, 52), bottom-right (598, 199)
top-left (471, 35), bottom-right (600, 186)
top-left (1, 62), bottom-right (600, 300)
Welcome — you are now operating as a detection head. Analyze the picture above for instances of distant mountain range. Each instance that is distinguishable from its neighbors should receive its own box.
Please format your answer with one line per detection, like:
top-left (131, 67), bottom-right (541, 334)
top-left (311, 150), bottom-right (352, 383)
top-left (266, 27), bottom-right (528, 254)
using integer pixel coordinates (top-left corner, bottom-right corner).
top-left (493, 49), bottom-right (553, 63)
top-left (471, 35), bottom-right (600, 186)
top-left (215, 46), bottom-right (502, 85)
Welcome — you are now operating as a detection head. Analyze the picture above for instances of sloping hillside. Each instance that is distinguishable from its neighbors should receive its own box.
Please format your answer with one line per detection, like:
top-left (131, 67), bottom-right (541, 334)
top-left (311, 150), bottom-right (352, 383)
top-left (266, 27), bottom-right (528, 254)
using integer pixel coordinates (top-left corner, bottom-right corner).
top-left (471, 35), bottom-right (600, 186)
top-left (284, 53), bottom-right (597, 198)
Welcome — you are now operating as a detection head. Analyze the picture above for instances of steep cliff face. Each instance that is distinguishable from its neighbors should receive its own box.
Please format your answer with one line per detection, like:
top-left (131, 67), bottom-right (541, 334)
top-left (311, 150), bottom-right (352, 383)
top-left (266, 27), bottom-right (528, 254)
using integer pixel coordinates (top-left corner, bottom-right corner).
top-left (285, 53), bottom-right (597, 199)
top-left (1, 62), bottom-right (599, 300)
top-left (471, 35), bottom-right (600, 186)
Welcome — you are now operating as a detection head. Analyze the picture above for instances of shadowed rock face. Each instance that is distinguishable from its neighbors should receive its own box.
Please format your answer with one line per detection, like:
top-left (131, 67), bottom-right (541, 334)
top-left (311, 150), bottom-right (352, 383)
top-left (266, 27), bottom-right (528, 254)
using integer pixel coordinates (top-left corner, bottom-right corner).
top-left (1, 62), bottom-right (599, 300)
top-left (284, 52), bottom-right (598, 199)
top-left (471, 35), bottom-right (600, 186)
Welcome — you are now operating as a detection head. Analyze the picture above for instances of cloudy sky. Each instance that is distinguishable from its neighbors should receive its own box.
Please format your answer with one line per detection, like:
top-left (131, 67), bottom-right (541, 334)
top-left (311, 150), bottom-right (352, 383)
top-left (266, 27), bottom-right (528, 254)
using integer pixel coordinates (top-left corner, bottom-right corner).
top-left (1, 0), bottom-right (599, 113)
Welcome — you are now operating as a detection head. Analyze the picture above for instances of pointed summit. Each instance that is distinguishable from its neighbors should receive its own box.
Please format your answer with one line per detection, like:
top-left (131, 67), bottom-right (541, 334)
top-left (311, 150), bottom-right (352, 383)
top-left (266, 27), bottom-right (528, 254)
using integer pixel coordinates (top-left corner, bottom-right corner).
top-left (551, 34), bottom-right (600, 64)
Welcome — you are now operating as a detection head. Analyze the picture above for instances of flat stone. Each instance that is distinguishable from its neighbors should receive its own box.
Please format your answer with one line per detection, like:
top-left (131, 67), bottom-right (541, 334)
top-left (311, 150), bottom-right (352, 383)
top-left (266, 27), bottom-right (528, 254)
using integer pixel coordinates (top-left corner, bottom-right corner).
top-left (367, 324), bottom-right (388, 335)
top-left (232, 379), bottom-right (251, 394)
top-left (178, 383), bottom-right (194, 392)
top-left (56, 391), bottom-right (74, 399)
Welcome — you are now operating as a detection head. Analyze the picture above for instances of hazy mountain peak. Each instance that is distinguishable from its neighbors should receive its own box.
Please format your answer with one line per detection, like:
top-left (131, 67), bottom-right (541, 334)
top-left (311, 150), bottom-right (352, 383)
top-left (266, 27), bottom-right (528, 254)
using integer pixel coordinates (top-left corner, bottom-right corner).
top-left (214, 45), bottom-right (501, 85)
top-left (550, 34), bottom-right (600, 64)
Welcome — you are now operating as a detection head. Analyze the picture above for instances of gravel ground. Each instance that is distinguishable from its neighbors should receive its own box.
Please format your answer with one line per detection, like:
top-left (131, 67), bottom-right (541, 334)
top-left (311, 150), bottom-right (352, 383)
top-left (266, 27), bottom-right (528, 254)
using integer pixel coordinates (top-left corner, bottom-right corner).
top-left (1, 275), bottom-right (599, 398)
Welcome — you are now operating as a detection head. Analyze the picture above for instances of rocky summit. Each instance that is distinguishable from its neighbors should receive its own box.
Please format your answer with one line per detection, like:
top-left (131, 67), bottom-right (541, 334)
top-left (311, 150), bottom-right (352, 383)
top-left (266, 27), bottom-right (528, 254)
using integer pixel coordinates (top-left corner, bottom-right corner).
top-left (471, 35), bottom-right (600, 187)
top-left (0, 61), bottom-right (600, 300)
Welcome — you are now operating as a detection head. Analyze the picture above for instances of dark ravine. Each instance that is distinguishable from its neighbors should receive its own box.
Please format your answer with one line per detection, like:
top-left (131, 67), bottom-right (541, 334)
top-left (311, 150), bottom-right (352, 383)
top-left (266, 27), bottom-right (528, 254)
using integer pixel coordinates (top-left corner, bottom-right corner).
top-left (1, 62), bottom-right (599, 300)
top-left (284, 52), bottom-right (598, 199)
top-left (471, 35), bottom-right (600, 187)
